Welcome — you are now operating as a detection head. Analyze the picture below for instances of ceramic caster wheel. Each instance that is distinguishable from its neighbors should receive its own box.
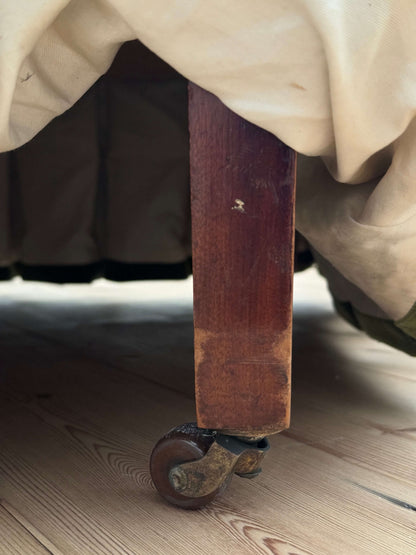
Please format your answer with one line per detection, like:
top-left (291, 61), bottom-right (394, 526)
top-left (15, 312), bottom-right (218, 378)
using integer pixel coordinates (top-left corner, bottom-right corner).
top-left (150, 422), bottom-right (270, 510)
top-left (149, 423), bottom-right (229, 509)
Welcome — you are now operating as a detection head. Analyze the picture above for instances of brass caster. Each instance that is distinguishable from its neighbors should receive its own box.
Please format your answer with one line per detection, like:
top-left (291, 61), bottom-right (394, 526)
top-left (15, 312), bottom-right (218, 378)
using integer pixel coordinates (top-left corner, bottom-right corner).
top-left (150, 423), bottom-right (270, 509)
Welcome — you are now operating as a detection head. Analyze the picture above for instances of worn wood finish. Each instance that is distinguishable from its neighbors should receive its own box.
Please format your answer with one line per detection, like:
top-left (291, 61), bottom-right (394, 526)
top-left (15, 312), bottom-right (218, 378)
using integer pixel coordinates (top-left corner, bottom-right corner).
top-left (189, 83), bottom-right (296, 436)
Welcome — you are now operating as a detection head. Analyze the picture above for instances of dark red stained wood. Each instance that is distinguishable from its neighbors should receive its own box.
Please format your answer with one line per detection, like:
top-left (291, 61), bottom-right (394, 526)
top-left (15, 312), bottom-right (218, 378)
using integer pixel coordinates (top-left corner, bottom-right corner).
top-left (189, 83), bottom-right (296, 437)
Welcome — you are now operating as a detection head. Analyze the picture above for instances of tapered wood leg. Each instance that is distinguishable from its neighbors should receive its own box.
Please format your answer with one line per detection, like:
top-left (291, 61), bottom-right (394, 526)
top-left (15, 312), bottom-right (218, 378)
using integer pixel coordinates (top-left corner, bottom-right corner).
top-left (189, 83), bottom-right (296, 438)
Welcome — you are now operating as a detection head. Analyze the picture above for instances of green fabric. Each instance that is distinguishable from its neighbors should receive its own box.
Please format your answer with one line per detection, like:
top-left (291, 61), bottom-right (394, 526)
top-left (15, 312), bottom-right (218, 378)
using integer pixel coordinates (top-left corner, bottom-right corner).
top-left (333, 299), bottom-right (416, 357)
top-left (395, 302), bottom-right (416, 340)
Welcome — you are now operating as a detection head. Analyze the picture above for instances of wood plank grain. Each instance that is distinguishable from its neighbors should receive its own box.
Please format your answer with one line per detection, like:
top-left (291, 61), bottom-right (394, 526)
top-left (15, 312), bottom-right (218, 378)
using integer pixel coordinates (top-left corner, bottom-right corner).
top-left (189, 83), bottom-right (296, 436)
top-left (0, 274), bottom-right (415, 554)
top-left (0, 503), bottom-right (53, 555)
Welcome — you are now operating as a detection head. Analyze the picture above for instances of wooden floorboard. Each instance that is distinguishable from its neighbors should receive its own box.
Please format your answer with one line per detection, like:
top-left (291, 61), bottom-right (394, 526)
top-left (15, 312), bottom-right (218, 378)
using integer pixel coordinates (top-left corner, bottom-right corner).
top-left (0, 272), bottom-right (415, 554)
top-left (0, 503), bottom-right (54, 555)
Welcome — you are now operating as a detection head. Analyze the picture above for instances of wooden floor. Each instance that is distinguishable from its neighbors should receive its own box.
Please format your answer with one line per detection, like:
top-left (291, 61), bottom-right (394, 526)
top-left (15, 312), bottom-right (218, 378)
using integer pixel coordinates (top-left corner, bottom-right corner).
top-left (0, 270), bottom-right (415, 555)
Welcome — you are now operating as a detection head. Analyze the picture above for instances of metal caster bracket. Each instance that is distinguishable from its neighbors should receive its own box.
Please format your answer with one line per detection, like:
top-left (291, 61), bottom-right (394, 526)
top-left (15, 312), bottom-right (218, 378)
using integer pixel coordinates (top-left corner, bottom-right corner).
top-left (168, 432), bottom-right (270, 498)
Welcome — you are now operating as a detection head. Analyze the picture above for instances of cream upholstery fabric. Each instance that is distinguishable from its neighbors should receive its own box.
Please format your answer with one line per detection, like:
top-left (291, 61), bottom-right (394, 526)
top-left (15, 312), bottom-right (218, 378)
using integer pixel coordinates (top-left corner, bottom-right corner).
top-left (0, 1), bottom-right (415, 319)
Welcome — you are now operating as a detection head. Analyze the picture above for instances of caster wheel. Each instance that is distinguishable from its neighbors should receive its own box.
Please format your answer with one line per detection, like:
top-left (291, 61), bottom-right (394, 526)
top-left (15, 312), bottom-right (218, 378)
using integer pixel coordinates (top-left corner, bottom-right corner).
top-left (150, 423), bottom-right (230, 509)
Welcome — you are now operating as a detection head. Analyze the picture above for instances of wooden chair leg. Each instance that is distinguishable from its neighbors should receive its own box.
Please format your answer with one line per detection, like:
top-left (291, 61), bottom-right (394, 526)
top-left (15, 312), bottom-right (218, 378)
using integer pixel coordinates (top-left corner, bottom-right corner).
top-left (150, 83), bottom-right (296, 508)
top-left (190, 83), bottom-right (296, 438)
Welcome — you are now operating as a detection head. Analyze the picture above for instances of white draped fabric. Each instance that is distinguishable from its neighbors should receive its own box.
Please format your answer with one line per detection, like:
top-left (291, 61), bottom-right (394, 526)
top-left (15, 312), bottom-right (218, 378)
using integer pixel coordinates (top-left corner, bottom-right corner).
top-left (1, 1), bottom-right (415, 320)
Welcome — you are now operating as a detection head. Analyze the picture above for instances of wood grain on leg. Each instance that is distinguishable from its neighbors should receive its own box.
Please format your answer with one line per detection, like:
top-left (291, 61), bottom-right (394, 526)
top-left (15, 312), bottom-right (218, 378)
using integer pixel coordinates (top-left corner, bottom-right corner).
top-left (189, 83), bottom-right (296, 437)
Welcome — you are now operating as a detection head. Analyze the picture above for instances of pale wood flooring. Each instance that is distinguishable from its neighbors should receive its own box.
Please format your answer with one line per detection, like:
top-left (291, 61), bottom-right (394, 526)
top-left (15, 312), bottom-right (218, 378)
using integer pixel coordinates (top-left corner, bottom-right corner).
top-left (0, 270), bottom-right (415, 555)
